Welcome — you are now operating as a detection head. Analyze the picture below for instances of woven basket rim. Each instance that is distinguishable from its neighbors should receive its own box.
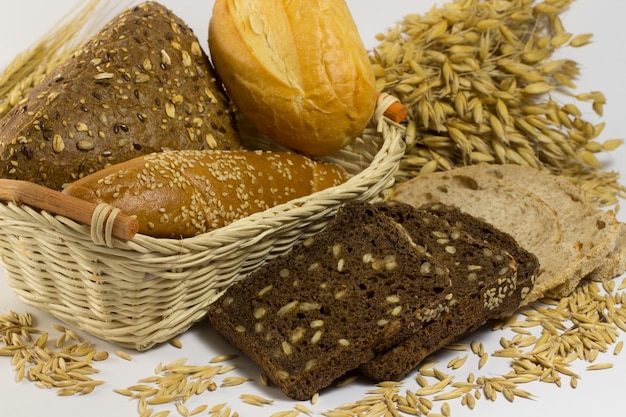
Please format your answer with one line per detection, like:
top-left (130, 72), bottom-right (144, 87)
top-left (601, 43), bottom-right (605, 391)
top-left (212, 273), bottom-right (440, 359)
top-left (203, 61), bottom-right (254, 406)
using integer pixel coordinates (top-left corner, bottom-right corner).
top-left (6, 94), bottom-right (406, 254)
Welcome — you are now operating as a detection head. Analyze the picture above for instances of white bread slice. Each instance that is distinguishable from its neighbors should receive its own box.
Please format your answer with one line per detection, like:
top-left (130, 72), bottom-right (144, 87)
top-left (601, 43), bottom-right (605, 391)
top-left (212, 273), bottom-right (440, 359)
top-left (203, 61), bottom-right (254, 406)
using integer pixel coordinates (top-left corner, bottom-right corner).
top-left (586, 223), bottom-right (626, 282)
top-left (390, 167), bottom-right (582, 304)
top-left (453, 164), bottom-right (622, 297)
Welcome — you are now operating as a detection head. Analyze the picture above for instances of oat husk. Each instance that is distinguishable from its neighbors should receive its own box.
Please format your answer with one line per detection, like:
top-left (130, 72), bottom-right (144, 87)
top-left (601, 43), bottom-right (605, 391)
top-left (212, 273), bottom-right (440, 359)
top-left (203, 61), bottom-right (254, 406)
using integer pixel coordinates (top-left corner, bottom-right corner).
top-left (0, 310), bottom-right (106, 395)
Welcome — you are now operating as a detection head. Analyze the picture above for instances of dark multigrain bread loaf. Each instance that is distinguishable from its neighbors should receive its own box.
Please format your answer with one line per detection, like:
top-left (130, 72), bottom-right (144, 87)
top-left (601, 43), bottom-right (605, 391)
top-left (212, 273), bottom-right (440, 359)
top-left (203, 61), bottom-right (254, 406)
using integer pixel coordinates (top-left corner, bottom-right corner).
top-left (0, 2), bottom-right (240, 190)
top-left (359, 202), bottom-right (539, 381)
top-left (207, 201), bottom-right (454, 400)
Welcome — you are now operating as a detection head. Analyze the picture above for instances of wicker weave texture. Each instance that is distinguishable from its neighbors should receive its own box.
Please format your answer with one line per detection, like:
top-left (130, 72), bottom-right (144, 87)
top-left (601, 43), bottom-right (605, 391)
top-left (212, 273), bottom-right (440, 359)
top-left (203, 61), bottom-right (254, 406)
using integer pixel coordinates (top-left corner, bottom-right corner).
top-left (0, 95), bottom-right (405, 350)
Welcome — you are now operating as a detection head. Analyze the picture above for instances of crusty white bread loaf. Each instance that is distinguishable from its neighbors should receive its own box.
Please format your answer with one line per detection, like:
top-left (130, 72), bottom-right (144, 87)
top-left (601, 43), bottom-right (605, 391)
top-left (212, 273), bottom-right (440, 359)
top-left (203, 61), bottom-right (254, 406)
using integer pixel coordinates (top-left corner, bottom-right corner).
top-left (455, 164), bottom-right (622, 297)
top-left (62, 149), bottom-right (347, 238)
top-left (208, 0), bottom-right (377, 156)
top-left (390, 167), bottom-right (576, 304)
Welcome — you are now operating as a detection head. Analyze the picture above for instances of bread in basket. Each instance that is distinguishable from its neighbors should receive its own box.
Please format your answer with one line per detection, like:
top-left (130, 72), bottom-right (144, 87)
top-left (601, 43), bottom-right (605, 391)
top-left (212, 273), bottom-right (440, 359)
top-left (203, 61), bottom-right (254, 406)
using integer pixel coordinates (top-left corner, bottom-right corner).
top-left (0, 93), bottom-right (405, 350)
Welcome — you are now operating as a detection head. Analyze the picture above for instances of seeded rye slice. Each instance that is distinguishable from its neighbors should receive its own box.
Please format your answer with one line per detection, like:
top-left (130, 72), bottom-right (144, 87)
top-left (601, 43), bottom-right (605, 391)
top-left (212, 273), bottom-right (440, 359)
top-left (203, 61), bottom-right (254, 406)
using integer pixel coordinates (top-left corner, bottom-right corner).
top-left (458, 164), bottom-right (623, 293)
top-left (207, 201), bottom-right (455, 400)
top-left (0, 1), bottom-right (240, 191)
top-left (391, 167), bottom-right (574, 304)
top-left (423, 202), bottom-right (540, 312)
top-left (359, 202), bottom-right (539, 381)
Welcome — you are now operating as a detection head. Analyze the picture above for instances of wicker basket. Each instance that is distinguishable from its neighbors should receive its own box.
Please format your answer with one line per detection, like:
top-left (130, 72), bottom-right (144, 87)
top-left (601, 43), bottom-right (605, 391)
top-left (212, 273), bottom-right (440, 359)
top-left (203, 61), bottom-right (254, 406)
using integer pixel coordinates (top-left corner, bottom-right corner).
top-left (0, 94), bottom-right (406, 350)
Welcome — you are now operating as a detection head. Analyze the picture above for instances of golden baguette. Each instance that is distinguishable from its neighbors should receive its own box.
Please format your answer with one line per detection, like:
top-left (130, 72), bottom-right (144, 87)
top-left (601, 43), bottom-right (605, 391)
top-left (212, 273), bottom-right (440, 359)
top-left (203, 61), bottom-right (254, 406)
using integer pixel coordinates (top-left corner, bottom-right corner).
top-left (62, 149), bottom-right (347, 238)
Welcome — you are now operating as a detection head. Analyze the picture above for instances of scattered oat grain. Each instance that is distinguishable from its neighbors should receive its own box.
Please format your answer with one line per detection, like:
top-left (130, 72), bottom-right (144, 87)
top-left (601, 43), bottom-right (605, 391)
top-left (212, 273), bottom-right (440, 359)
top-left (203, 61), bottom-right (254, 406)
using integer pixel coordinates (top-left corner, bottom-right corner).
top-left (169, 338), bottom-right (183, 349)
top-left (115, 350), bottom-right (133, 361)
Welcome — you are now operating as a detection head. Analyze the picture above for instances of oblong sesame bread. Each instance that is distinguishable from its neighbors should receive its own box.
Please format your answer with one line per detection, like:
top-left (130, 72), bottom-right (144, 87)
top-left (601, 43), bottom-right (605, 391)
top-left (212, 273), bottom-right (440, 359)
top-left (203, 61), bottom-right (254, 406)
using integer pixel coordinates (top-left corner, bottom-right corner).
top-left (359, 202), bottom-right (538, 381)
top-left (455, 164), bottom-right (623, 296)
top-left (391, 167), bottom-right (568, 304)
top-left (62, 149), bottom-right (347, 237)
top-left (208, 201), bottom-right (454, 400)
top-left (0, 2), bottom-right (240, 191)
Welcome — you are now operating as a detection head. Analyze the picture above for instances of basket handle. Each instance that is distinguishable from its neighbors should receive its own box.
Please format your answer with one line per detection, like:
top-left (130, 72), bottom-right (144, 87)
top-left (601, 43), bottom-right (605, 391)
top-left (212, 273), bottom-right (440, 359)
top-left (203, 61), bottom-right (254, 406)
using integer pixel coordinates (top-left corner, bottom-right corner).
top-left (0, 179), bottom-right (138, 240)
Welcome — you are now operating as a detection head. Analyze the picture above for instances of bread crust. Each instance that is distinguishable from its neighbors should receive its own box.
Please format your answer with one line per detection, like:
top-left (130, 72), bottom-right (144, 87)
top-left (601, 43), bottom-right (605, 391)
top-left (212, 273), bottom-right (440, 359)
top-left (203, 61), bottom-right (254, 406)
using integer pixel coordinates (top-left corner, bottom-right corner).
top-left (208, 0), bottom-right (376, 156)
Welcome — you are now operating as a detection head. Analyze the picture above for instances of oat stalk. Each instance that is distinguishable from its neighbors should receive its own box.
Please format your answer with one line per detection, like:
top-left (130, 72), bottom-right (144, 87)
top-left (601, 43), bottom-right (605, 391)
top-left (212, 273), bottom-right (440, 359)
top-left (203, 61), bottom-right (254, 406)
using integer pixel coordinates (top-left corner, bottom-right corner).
top-left (0, 0), bottom-right (132, 119)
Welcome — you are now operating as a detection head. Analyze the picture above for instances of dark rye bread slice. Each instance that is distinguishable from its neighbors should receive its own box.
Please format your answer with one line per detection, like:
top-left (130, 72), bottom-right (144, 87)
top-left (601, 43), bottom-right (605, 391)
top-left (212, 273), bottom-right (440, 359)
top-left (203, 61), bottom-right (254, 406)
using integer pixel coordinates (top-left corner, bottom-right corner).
top-left (207, 201), bottom-right (454, 400)
top-left (425, 202), bottom-right (540, 316)
top-left (359, 202), bottom-right (539, 381)
top-left (0, 2), bottom-right (240, 191)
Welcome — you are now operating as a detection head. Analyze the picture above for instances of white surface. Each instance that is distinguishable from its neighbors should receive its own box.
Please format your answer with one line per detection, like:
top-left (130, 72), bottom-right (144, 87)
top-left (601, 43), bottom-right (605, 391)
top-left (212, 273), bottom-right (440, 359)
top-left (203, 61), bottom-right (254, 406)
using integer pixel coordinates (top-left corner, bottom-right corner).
top-left (1, 1), bottom-right (626, 416)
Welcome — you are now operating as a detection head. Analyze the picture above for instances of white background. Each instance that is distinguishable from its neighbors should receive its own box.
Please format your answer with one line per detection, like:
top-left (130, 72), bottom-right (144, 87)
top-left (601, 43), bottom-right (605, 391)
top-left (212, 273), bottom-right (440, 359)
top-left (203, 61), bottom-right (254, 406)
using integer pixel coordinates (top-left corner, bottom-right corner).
top-left (1, 1), bottom-right (626, 416)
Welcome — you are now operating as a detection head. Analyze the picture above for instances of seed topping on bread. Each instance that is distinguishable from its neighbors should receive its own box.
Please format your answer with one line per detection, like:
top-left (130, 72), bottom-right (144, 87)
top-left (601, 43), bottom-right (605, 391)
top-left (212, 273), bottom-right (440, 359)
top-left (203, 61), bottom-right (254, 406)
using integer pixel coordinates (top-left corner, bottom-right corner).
top-left (63, 149), bottom-right (347, 237)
